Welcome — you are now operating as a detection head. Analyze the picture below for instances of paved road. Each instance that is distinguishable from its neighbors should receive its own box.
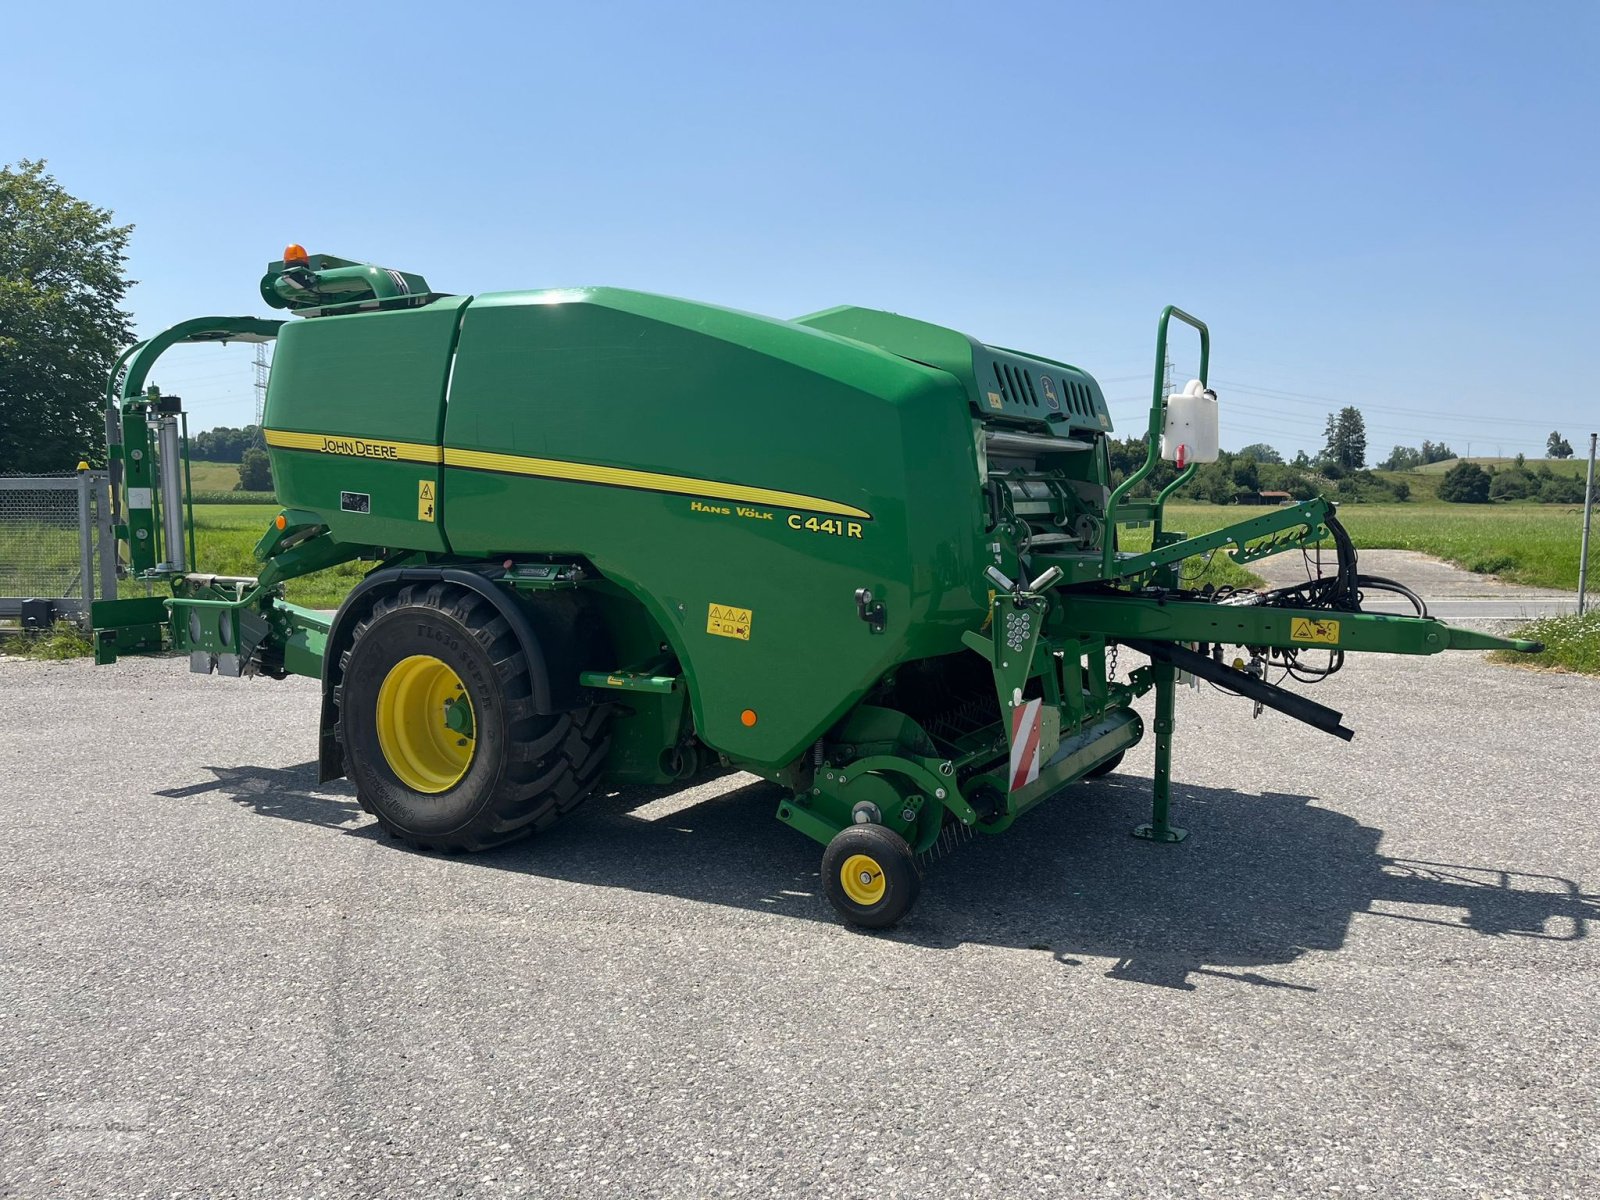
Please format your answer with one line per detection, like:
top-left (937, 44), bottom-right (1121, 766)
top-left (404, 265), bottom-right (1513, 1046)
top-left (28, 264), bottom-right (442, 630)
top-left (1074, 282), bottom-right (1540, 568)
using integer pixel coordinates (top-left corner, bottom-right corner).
top-left (2, 652), bottom-right (1596, 1199)
top-left (1252, 548), bottom-right (1580, 619)
top-left (1359, 597), bottom-right (1579, 619)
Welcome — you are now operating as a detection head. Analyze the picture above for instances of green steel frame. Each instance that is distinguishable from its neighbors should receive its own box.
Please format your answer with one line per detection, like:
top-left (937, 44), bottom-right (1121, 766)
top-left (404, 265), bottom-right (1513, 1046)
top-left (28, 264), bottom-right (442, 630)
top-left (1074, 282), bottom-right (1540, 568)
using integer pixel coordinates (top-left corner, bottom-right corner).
top-left (1102, 305), bottom-right (1209, 576)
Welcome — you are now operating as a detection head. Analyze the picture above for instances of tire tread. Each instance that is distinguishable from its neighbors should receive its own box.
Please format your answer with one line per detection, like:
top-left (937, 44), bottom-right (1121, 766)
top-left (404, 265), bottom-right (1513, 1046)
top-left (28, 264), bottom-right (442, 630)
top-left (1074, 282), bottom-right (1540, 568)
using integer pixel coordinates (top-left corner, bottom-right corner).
top-left (334, 584), bottom-right (610, 853)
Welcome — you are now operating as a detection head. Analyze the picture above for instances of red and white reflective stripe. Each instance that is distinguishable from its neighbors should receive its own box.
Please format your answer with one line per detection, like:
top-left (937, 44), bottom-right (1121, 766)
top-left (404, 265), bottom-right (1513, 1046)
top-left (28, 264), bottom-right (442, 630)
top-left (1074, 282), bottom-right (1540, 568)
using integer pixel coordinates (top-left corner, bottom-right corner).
top-left (1009, 698), bottom-right (1043, 792)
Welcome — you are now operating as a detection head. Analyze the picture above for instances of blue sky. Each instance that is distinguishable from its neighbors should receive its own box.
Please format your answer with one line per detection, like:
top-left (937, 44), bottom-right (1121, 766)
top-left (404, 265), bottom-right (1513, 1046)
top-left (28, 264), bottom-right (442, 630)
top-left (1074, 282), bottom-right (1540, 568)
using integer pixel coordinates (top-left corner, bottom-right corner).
top-left (6, 1), bottom-right (1596, 459)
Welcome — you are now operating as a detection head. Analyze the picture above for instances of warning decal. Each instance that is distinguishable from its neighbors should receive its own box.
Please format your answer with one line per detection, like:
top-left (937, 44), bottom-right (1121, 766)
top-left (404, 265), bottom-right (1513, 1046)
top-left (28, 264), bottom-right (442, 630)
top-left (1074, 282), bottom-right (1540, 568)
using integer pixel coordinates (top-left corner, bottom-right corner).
top-left (1009, 698), bottom-right (1043, 792)
top-left (1290, 617), bottom-right (1340, 645)
top-left (707, 603), bottom-right (753, 641)
top-left (417, 479), bottom-right (436, 523)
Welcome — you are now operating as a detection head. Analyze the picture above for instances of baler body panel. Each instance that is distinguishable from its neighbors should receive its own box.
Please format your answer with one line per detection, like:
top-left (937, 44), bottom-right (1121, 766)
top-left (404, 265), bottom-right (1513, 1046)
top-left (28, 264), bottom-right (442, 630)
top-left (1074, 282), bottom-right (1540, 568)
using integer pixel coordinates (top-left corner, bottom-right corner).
top-left (262, 295), bottom-right (467, 551)
top-left (796, 305), bottom-right (1113, 435)
top-left (440, 288), bottom-right (987, 766)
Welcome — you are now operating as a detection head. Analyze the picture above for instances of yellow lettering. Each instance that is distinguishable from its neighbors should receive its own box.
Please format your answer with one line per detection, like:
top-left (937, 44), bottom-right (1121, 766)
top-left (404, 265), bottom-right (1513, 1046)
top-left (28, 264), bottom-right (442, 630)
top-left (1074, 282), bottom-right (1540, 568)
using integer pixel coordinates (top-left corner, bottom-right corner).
top-left (319, 436), bottom-right (401, 460)
top-left (786, 513), bottom-right (867, 540)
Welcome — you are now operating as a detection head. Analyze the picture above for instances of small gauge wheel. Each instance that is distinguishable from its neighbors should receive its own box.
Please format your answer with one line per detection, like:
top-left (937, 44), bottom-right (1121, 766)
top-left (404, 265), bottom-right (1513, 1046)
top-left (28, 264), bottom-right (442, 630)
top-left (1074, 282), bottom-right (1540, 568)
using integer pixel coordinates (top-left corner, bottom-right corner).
top-left (822, 824), bottom-right (920, 929)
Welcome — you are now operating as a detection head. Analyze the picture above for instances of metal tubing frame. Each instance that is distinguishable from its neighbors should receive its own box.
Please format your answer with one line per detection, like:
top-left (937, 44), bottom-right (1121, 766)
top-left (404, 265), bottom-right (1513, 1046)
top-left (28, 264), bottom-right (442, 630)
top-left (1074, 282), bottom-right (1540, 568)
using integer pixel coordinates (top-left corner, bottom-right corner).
top-left (106, 317), bottom-right (282, 576)
top-left (94, 473), bottom-right (117, 601)
top-left (181, 412), bottom-right (197, 570)
top-left (156, 414), bottom-right (187, 572)
top-left (1102, 306), bottom-right (1210, 576)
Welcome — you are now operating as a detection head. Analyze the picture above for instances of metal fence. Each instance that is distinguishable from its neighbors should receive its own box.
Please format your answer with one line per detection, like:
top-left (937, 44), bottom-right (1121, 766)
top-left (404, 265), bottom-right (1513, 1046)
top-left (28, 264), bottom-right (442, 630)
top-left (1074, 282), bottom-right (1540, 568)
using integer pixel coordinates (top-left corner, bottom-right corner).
top-left (0, 472), bottom-right (118, 628)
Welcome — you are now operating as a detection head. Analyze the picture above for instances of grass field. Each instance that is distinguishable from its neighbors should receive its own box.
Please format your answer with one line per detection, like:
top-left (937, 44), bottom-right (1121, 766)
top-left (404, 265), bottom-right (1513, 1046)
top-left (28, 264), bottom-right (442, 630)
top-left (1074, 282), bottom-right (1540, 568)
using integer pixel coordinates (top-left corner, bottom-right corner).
top-left (1411, 456), bottom-right (1590, 476)
top-left (1158, 501), bottom-right (1587, 591)
top-left (1371, 470), bottom-right (1445, 501)
top-left (186, 461), bottom-right (244, 492)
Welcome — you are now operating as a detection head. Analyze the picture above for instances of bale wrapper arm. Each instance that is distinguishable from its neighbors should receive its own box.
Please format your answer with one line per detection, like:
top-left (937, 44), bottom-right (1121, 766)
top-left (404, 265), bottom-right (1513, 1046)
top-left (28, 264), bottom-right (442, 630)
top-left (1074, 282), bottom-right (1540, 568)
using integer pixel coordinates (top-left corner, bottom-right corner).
top-left (90, 252), bottom-right (1539, 929)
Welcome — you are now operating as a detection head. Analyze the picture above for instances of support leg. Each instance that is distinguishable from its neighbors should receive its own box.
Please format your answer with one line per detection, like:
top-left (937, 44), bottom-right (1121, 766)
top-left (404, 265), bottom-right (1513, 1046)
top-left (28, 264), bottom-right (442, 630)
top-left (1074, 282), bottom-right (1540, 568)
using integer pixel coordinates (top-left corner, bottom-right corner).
top-left (1133, 659), bottom-right (1188, 843)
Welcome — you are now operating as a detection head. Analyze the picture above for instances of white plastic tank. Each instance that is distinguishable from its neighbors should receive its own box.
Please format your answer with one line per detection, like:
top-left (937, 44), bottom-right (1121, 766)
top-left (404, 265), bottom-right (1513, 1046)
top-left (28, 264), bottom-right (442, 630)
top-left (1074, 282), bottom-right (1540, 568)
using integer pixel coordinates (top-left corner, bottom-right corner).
top-left (1160, 379), bottom-right (1219, 466)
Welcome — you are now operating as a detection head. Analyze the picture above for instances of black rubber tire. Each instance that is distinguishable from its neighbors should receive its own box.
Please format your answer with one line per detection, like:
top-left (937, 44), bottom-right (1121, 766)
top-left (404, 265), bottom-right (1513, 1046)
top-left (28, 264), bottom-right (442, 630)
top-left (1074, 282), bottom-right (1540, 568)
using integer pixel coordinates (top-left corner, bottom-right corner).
top-left (821, 824), bottom-right (920, 929)
top-left (336, 582), bottom-right (609, 852)
top-left (1085, 749), bottom-right (1125, 779)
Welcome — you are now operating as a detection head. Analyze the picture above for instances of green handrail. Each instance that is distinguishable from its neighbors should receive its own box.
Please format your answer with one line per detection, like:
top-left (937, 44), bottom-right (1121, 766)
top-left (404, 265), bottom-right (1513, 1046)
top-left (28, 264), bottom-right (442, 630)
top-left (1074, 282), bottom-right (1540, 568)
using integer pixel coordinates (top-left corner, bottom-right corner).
top-left (1101, 305), bottom-right (1210, 577)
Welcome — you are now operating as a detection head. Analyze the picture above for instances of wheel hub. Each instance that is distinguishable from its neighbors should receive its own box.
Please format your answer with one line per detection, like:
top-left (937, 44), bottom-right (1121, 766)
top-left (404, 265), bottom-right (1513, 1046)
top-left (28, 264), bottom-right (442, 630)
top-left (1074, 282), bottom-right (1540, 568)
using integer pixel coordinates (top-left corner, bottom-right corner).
top-left (375, 654), bottom-right (476, 793)
top-left (839, 852), bottom-right (886, 906)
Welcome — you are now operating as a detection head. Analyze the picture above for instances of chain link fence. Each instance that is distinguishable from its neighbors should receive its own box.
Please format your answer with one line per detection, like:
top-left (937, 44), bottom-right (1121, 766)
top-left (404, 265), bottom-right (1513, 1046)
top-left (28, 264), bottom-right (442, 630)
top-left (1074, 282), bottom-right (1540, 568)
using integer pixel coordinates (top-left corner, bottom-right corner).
top-left (0, 472), bottom-right (118, 627)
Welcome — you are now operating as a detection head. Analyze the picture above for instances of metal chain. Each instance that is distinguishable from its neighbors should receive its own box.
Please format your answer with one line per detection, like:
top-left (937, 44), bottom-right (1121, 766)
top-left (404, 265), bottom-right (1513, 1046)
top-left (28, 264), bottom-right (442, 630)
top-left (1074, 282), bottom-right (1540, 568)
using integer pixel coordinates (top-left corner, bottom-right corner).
top-left (1106, 642), bottom-right (1119, 683)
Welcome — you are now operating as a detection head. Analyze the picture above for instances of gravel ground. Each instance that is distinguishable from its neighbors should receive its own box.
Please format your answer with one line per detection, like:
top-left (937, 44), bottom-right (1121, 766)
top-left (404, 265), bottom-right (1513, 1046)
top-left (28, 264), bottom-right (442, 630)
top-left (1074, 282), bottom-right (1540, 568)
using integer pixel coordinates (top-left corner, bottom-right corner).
top-left (1, 649), bottom-right (1596, 1199)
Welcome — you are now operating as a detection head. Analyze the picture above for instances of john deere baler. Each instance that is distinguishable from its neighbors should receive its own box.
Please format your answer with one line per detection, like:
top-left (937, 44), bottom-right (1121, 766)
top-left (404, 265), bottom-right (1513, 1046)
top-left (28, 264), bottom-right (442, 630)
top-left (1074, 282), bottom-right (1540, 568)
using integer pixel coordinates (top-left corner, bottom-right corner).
top-left (92, 249), bottom-right (1539, 927)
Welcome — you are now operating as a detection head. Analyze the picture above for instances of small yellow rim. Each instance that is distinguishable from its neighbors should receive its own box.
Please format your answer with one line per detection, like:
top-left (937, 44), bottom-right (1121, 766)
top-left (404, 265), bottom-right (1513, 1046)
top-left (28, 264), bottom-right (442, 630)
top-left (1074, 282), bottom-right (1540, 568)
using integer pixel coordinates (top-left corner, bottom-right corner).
top-left (840, 853), bottom-right (886, 906)
top-left (375, 654), bottom-right (475, 793)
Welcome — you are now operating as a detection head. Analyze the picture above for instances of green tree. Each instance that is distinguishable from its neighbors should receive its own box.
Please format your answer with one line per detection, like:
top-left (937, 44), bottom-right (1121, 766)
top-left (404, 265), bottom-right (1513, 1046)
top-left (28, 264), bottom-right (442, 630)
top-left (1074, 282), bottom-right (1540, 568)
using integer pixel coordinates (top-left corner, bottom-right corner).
top-left (1320, 407), bottom-right (1367, 470)
top-left (0, 160), bottom-right (134, 473)
top-left (237, 447), bottom-right (273, 492)
top-left (1235, 442), bottom-right (1282, 465)
top-left (1539, 475), bottom-right (1585, 503)
top-left (1420, 440), bottom-right (1455, 465)
top-left (1438, 460), bottom-right (1491, 503)
top-left (1259, 462), bottom-right (1317, 500)
top-left (1231, 456), bottom-right (1261, 490)
top-left (1104, 435), bottom-right (1178, 495)
top-left (1189, 458), bottom-right (1228, 503)
top-left (1489, 469), bottom-right (1533, 501)
top-left (1382, 444), bottom-right (1423, 471)
top-left (192, 424), bottom-right (259, 462)
top-left (1547, 431), bottom-right (1573, 459)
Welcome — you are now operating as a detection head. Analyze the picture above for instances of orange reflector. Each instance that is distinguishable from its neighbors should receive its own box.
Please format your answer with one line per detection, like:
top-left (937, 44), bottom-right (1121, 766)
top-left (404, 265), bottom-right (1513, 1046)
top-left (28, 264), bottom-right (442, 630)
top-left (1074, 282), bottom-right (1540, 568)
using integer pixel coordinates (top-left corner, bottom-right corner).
top-left (740, 709), bottom-right (758, 727)
top-left (283, 243), bottom-right (309, 265)
top-left (274, 514), bottom-right (287, 530)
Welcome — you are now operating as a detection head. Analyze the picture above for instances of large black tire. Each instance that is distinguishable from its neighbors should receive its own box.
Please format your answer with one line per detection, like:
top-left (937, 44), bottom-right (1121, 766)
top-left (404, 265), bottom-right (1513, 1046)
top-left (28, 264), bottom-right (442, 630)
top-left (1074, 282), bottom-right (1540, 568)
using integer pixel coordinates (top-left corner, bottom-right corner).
top-left (1084, 749), bottom-right (1125, 779)
top-left (336, 582), bottom-right (610, 852)
top-left (822, 824), bottom-right (920, 929)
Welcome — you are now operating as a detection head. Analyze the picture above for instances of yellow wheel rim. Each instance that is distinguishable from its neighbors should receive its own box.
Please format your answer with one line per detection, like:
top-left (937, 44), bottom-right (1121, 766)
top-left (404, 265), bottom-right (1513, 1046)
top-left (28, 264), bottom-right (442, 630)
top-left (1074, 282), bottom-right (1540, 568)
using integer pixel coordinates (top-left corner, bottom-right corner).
top-left (375, 654), bottom-right (476, 793)
top-left (840, 853), bottom-right (886, 906)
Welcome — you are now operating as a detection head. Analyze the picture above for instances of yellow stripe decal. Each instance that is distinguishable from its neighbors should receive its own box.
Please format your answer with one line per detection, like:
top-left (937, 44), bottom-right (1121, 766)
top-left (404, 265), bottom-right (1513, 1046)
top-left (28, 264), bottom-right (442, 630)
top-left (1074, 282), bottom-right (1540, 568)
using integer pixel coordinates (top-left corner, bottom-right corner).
top-left (264, 428), bottom-right (443, 464)
top-left (264, 428), bottom-right (871, 520)
top-left (442, 446), bottom-right (872, 520)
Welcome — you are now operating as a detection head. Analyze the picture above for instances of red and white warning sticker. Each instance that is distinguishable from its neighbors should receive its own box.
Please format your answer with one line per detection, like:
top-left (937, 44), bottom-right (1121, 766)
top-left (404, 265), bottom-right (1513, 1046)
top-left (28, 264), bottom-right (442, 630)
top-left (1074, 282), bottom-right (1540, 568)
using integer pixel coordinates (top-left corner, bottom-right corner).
top-left (1009, 697), bottom-right (1043, 792)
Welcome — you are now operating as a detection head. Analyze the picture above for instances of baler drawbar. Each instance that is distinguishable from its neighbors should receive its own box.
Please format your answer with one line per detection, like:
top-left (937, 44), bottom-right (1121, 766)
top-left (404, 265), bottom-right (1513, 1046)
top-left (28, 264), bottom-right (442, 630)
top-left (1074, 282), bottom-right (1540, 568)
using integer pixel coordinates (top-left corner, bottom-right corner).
top-left (91, 249), bottom-right (1539, 927)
